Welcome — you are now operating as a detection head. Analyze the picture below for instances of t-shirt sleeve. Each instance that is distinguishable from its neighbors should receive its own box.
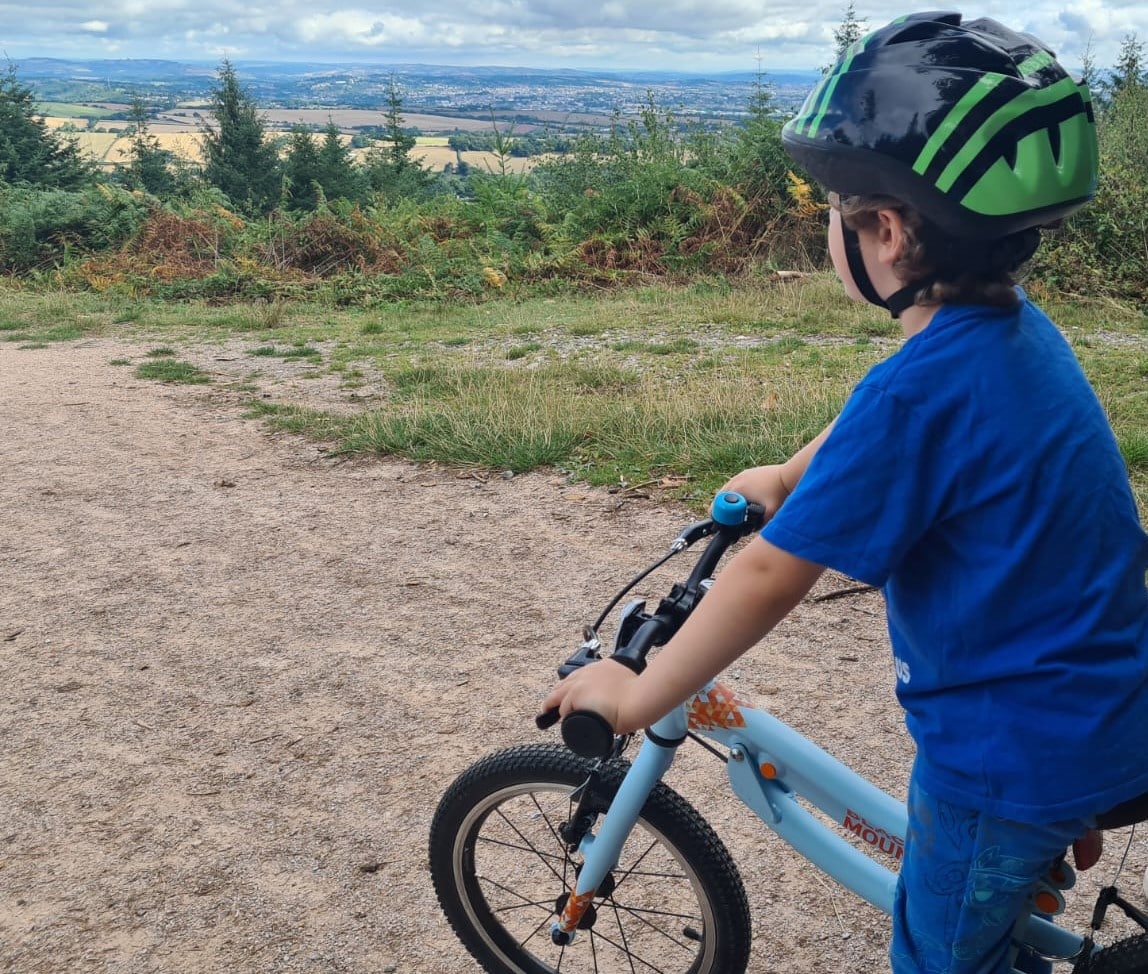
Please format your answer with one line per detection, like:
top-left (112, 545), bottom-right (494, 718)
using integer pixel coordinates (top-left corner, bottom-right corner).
top-left (762, 382), bottom-right (944, 587)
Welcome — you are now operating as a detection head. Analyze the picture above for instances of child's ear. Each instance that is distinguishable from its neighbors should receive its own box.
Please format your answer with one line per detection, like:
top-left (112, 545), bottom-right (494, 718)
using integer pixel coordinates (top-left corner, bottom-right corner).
top-left (875, 208), bottom-right (906, 267)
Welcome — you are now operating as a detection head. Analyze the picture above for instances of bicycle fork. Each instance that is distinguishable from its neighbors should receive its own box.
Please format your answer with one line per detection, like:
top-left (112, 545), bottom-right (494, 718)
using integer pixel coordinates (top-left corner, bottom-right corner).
top-left (550, 708), bottom-right (687, 945)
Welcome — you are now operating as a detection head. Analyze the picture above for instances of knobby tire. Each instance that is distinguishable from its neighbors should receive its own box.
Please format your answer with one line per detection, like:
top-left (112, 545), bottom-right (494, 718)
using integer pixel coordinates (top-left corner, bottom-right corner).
top-left (428, 742), bottom-right (752, 974)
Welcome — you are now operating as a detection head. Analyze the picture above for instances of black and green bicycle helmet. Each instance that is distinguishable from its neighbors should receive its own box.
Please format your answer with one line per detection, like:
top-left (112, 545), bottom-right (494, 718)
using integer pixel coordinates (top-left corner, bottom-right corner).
top-left (782, 11), bottom-right (1099, 239)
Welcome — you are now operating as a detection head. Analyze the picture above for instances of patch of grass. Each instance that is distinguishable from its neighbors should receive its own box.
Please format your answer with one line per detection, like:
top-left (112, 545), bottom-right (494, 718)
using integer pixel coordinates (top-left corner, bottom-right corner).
top-left (4, 324), bottom-right (85, 343)
top-left (109, 358), bottom-right (132, 366)
top-left (146, 346), bottom-right (176, 357)
top-left (1118, 429), bottom-right (1148, 472)
top-left (507, 342), bottom-right (543, 360)
top-left (135, 360), bottom-right (212, 384)
top-left (632, 338), bottom-right (700, 356)
top-left (281, 344), bottom-right (322, 360)
top-left (341, 362), bottom-right (842, 493)
top-left (244, 401), bottom-right (345, 440)
top-left (17, 342), bottom-right (49, 350)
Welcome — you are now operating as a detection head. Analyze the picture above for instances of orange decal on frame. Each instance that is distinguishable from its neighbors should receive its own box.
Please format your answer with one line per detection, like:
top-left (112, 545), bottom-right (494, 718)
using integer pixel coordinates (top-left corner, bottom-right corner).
top-left (687, 682), bottom-right (750, 730)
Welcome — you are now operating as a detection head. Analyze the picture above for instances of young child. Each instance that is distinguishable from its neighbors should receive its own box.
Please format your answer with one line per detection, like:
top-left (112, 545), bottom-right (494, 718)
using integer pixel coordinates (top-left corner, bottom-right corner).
top-left (542, 13), bottom-right (1148, 974)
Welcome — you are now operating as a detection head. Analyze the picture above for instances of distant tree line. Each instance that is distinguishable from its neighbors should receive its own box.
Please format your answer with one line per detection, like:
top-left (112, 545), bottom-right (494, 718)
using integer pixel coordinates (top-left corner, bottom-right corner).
top-left (0, 32), bottom-right (1146, 305)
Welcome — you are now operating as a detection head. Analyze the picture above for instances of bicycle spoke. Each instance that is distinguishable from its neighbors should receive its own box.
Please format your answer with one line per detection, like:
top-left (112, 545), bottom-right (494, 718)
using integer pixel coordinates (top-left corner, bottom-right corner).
top-left (588, 924), bottom-right (670, 974)
top-left (519, 911), bottom-right (555, 953)
top-left (617, 867), bottom-right (688, 881)
top-left (477, 834), bottom-right (568, 863)
top-left (479, 882), bottom-right (555, 916)
top-left (610, 834), bottom-right (665, 896)
top-left (491, 804), bottom-right (571, 888)
top-left (609, 901), bottom-right (640, 974)
top-left (528, 789), bottom-right (573, 851)
top-left (605, 896), bottom-right (700, 951)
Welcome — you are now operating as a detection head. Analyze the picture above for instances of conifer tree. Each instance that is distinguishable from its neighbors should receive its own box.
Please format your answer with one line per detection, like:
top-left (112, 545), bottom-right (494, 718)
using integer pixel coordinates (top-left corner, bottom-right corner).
top-left (364, 75), bottom-right (434, 201)
top-left (832, 2), bottom-right (867, 61)
top-left (0, 65), bottom-right (94, 188)
top-left (200, 60), bottom-right (281, 213)
top-left (316, 119), bottom-right (361, 203)
top-left (1106, 34), bottom-right (1146, 99)
top-left (283, 125), bottom-right (323, 210)
top-left (123, 96), bottom-right (177, 196)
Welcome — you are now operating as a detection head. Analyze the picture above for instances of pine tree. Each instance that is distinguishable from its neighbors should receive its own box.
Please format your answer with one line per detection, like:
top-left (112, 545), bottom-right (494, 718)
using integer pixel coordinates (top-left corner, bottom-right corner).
top-left (200, 60), bottom-right (281, 213)
top-left (1078, 34), bottom-right (1100, 91)
top-left (1106, 34), bottom-right (1146, 99)
top-left (832, 2), bottom-right (867, 62)
top-left (0, 65), bottom-right (94, 188)
top-left (316, 119), bottom-right (361, 203)
top-left (283, 126), bottom-right (323, 210)
top-left (364, 76), bottom-right (434, 201)
top-left (381, 76), bottom-right (417, 173)
top-left (123, 97), bottom-right (177, 196)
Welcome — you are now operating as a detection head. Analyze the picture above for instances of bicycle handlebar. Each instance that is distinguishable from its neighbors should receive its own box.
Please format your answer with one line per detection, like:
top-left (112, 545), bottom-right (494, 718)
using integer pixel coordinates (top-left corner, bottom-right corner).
top-left (537, 491), bottom-right (765, 759)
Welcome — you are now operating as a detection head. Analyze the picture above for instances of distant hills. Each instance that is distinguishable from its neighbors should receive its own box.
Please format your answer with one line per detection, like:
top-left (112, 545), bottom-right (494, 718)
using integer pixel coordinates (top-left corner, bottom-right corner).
top-left (13, 56), bottom-right (821, 120)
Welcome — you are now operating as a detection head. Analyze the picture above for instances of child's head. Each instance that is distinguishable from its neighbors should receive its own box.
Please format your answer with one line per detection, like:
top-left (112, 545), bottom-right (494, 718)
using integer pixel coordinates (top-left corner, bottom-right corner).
top-left (782, 13), bottom-right (1098, 317)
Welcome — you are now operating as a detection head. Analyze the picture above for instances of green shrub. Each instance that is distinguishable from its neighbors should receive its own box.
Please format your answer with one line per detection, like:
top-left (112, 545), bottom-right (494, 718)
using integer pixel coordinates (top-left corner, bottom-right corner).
top-left (0, 183), bottom-right (150, 272)
top-left (1032, 85), bottom-right (1148, 305)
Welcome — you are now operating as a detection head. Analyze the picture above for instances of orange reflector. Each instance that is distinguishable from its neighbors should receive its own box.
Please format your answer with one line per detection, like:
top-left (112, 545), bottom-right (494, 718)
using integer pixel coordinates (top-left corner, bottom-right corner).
top-left (1034, 890), bottom-right (1059, 914)
top-left (760, 763), bottom-right (777, 779)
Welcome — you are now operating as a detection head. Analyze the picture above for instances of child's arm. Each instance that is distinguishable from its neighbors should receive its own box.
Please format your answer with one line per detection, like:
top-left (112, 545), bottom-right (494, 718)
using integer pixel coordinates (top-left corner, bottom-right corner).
top-left (540, 537), bottom-right (824, 734)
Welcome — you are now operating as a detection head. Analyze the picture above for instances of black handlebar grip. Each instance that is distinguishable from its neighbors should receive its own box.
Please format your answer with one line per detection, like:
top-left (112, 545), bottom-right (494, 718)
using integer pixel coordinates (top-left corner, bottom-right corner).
top-left (535, 708), bottom-right (561, 731)
top-left (561, 710), bottom-right (616, 759)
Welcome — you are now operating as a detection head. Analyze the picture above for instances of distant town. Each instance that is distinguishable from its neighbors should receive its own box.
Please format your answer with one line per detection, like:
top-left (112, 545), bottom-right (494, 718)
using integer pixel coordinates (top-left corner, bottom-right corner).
top-left (16, 56), bottom-right (821, 131)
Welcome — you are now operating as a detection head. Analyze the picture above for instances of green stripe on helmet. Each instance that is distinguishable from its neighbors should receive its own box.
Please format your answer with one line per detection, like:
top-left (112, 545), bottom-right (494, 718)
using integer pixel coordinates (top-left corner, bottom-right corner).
top-left (1016, 50), bottom-right (1054, 76)
top-left (935, 75), bottom-right (1081, 193)
top-left (798, 19), bottom-right (896, 137)
top-left (913, 73), bottom-right (1008, 177)
top-left (799, 42), bottom-right (861, 137)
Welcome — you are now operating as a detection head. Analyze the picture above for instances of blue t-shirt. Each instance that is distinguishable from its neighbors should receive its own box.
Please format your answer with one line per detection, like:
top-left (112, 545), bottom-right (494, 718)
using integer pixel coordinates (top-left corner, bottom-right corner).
top-left (763, 297), bottom-right (1148, 823)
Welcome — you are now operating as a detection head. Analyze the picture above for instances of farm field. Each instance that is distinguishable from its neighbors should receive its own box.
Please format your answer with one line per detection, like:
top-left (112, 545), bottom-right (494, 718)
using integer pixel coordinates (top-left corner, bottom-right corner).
top-left (42, 105), bottom-right (539, 172)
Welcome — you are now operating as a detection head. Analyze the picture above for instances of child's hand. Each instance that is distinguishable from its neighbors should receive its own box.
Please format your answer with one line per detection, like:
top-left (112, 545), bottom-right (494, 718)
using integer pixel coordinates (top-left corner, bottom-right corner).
top-left (721, 464), bottom-right (792, 517)
top-left (539, 659), bottom-right (641, 734)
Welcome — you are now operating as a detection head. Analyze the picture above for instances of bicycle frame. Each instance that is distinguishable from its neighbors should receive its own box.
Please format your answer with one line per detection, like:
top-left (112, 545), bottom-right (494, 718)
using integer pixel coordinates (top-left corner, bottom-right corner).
top-left (555, 678), bottom-right (1087, 971)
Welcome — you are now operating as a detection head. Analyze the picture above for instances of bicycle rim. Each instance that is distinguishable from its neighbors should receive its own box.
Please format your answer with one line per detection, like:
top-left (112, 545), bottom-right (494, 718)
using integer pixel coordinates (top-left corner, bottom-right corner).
top-left (433, 746), bottom-right (748, 974)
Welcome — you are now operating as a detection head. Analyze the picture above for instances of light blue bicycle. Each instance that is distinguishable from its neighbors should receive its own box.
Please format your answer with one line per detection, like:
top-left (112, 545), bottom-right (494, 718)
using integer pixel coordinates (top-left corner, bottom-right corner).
top-left (429, 493), bottom-right (1148, 974)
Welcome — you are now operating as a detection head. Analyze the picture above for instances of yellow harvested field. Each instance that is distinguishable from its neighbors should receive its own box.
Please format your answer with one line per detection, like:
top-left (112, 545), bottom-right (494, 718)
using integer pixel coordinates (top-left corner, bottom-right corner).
top-left (71, 131), bottom-right (206, 168)
top-left (64, 125), bottom-right (534, 174)
top-left (410, 146), bottom-right (533, 173)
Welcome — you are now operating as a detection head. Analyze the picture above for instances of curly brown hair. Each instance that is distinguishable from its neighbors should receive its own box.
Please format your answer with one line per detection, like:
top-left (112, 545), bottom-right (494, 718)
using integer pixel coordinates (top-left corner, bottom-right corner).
top-left (830, 192), bottom-right (1043, 310)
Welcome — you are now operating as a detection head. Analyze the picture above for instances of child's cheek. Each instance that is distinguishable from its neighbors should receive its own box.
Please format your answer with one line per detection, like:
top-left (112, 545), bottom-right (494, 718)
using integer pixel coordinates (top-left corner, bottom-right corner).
top-left (829, 209), bottom-right (867, 303)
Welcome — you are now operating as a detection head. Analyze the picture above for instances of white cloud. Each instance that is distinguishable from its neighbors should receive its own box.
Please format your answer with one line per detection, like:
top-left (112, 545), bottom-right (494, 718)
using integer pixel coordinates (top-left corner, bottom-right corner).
top-left (0, 1), bottom-right (1145, 70)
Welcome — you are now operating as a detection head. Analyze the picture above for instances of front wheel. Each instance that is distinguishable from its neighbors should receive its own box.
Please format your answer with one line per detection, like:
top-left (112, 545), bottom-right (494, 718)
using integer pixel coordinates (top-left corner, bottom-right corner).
top-left (1088, 934), bottom-right (1148, 973)
top-left (429, 742), bottom-right (752, 974)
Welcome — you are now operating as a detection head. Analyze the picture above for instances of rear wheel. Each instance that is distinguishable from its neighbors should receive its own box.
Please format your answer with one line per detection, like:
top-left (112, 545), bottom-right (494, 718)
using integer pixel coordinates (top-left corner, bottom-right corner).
top-left (429, 743), bottom-right (752, 974)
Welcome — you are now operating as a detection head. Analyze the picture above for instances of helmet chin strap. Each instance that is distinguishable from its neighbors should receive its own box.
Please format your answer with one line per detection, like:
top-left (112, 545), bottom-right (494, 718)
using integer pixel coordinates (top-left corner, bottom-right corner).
top-left (841, 224), bottom-right (927, 319)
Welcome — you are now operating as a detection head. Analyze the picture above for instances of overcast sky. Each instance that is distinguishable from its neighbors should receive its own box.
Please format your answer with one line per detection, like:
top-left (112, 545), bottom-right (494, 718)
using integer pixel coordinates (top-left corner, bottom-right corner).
top-left (2, 1), bottom-right (1145, 73)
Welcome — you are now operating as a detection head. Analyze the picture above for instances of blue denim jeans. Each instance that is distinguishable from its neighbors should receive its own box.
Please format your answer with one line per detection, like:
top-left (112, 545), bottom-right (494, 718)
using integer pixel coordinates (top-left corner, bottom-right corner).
top-left (891, 771), bottom-right (1090, 974)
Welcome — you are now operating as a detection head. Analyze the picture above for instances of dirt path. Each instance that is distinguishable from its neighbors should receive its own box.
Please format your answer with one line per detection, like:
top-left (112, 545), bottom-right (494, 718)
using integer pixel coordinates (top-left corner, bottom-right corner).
top-left (1, 339), bottom-right (1142, 974)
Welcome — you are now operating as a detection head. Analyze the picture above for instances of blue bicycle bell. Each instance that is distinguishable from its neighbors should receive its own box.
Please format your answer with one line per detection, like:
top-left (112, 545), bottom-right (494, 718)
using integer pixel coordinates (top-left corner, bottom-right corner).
top-left (711, 491), bottom-right (747, 526)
